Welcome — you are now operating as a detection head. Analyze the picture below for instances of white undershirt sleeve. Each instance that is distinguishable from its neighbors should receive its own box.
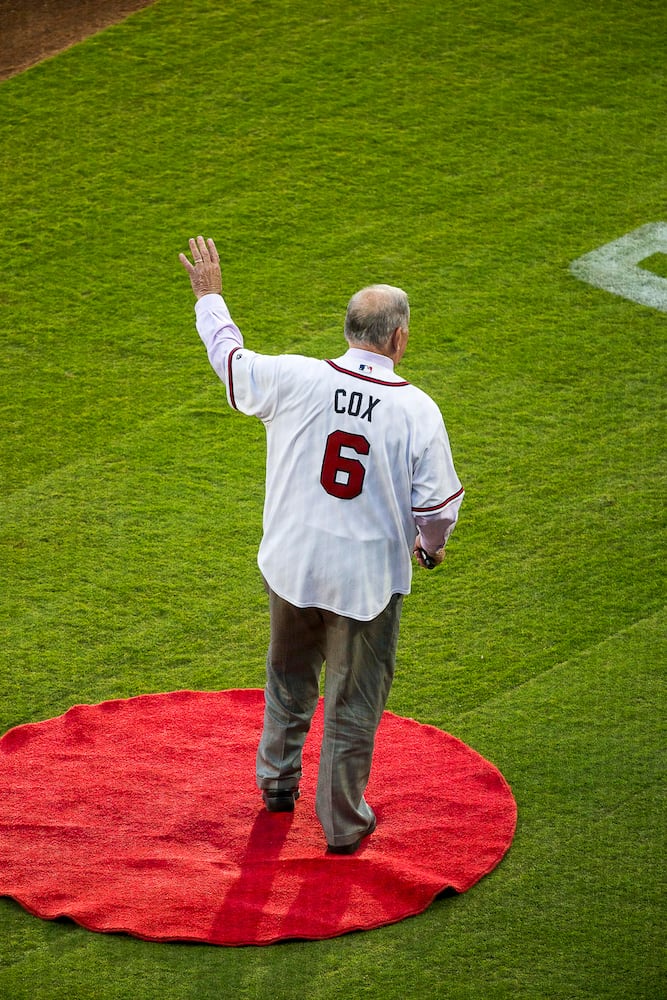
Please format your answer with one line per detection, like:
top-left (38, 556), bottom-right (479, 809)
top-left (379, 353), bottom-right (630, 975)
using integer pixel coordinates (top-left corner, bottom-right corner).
top-left (194, 293), bottom-right (244, 386)
top-left (414, 489), bottom-right (464, 553)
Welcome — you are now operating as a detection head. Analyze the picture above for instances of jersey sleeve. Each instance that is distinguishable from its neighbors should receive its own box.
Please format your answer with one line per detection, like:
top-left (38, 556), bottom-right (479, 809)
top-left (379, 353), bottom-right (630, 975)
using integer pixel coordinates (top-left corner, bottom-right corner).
top-left (411, 412), bottom-right (464, 549)
top-left (194, 294), bottom-right (282, 420)
top-left (225, 349), bottom-right (283, 421)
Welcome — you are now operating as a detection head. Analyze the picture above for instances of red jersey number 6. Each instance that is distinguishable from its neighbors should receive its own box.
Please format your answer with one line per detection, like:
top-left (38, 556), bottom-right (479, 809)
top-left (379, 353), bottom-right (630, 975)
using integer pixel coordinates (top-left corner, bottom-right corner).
top-left (320, 430), bottom-right (370, 500)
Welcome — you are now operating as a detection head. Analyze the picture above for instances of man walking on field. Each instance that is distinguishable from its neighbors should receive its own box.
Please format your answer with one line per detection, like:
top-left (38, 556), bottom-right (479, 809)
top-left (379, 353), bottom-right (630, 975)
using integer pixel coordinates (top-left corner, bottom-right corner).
top-left (180, 236), bottom-right (463, 854)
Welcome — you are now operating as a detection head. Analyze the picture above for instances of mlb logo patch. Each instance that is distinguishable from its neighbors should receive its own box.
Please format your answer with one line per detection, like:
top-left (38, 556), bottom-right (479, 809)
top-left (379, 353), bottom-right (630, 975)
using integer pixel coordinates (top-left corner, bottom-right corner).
top-left (358, 363), bottom-right (373, 373)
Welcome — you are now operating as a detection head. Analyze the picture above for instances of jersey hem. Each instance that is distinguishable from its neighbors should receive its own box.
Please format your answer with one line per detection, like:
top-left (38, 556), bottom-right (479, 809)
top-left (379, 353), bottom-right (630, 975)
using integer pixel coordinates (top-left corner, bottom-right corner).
top-left (260, 572), bottom-right (411, 622)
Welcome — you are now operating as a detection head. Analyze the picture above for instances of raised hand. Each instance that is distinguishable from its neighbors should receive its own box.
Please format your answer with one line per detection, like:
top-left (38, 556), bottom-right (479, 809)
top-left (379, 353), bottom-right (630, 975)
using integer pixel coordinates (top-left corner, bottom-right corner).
top-left (179, 236), bottom-right (222, 299)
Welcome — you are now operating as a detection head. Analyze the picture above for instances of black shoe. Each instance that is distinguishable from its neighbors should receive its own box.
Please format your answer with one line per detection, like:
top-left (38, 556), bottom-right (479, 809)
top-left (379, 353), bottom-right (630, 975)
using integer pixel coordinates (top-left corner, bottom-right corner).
top-left (262, 788), bottom-right (300, 812)
top-left (327, 815), bottom-right (377, 855)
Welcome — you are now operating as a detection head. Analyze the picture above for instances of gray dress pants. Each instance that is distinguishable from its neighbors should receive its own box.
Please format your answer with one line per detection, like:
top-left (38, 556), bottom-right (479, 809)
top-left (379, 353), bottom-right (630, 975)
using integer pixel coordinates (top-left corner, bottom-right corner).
top-left (256, 586), bottom-right (403, 848)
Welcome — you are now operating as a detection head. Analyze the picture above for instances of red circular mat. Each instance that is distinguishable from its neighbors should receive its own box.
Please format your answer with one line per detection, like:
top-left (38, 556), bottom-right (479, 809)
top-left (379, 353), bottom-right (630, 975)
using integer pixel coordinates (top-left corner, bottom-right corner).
top-left (0, 689), bottom-right (516, 945)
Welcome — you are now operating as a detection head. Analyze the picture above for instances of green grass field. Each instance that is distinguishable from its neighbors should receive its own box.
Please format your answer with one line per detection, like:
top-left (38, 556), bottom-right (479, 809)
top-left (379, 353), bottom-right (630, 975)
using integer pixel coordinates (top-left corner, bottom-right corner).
top-left (0, 1), bottom-right (664, 997)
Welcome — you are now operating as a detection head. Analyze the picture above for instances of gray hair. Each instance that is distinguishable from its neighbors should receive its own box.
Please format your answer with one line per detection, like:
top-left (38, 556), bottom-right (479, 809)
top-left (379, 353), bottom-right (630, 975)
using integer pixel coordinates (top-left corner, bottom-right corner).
top-left (344, 284), bottom-right (410, 349)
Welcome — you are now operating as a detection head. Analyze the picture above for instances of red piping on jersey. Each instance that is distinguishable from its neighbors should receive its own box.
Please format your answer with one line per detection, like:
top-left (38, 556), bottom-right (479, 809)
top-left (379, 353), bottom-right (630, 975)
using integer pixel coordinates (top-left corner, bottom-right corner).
top-left (412, 486), bottom-right (464, 513)
top-left (227, 346), bottom-right (243, 409)
top-left (325, 359), bottom-right (410, 386)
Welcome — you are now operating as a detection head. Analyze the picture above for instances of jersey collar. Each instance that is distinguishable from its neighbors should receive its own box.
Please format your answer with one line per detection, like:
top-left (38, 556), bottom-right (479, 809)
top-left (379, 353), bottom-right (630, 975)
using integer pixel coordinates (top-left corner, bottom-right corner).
top-left (336, 348), bottom-right (395, 373)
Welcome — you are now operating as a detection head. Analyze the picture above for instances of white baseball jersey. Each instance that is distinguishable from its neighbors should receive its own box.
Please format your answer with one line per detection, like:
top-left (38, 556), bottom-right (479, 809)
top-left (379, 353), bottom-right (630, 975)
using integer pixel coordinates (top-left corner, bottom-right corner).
top-left (195, 293), bottom-right (463, 620)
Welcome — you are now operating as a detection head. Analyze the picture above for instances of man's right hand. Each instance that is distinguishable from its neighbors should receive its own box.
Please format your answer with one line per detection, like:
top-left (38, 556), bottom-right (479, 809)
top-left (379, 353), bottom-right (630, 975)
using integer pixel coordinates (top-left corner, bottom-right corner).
top-left (413, 535), bottom-right (446, 569)
top-left (179, 236), bottom-right (222, 300)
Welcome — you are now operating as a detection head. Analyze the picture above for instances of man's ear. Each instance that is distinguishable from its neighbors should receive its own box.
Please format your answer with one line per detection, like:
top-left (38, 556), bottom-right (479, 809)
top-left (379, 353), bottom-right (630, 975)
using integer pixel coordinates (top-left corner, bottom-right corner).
top-left (391, 326), bottom-right (408, 362)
